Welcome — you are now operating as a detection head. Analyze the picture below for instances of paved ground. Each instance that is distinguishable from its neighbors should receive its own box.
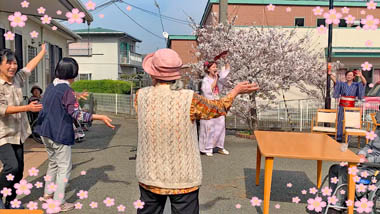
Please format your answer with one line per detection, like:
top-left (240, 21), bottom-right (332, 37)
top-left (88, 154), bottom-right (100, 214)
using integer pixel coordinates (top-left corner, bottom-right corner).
top-left (18, 115), bottom-right (363, 214)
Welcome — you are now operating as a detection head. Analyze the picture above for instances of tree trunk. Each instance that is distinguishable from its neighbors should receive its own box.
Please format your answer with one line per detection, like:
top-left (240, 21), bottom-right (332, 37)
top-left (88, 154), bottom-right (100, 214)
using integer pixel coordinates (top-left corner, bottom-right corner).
top-left (249, 94), bottom-right (258, 134)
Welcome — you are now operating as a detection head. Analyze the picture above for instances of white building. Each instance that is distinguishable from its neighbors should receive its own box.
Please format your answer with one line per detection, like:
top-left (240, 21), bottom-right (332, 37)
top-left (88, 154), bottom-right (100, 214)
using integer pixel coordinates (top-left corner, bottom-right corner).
top-left (0, 0), bottom-right (93, 97)
top-left (69, 27), bottom-right (143, 80)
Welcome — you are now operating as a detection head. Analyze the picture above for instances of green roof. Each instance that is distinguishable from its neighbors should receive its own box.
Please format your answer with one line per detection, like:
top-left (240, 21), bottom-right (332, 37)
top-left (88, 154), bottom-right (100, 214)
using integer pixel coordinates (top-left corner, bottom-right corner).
top-left (326, 47), bottom-right (380, 58)
top-left (201, 0), bottom-right (380, 25)
top-left (167, 35), bottom-right (197, 48)
top-left (73, 27), bottom-right (141, 42)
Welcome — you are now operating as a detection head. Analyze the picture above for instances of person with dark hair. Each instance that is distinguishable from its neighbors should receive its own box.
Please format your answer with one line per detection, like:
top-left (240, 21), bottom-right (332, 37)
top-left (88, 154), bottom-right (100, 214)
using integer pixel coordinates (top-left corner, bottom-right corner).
top-left (134, 48), bottom-right (259, 214)
top-left (35, 57), bottom-right (115, 212)
top-left (328, 68), bottom-right (367, 142)
top-left (199, 60), bottom-right (231, 156)
top-left (0, 45), bottom-right (45, 209)
top-left (29, 85), bottom-right (43, 103)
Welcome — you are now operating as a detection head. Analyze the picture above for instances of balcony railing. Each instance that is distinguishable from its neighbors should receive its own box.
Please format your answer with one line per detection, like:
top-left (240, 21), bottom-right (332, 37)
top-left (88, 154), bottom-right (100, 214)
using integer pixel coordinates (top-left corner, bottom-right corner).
top-left (120, 51), bottom-right (143, 67)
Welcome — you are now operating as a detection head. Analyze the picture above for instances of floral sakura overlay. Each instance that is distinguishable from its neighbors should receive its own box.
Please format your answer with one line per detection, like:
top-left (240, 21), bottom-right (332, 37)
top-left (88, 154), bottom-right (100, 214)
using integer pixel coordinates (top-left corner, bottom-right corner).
top-left (66, 8), bottom-right (85, 24)
top-left (321, 187), bottom-right (332, 196)
top-left (56, 10), bottom-right (62, 15)
top-left (27, 201), bottom-right (39, 210)
top-left (103, 197), bottom-right (115, 207)
top-left (85, 0), bottom-right (96, 10)
top-left (292, 197), bottom-right (301, 203)
top-left (324, 9), bottom-right (342, 25)
top-left (274, 204), bottom-right (280, 209)
top-left (365, 40), bottom-right (373, 47)
top-left (307, 197), bottom-right (326, 212)
top-left (328, 196), bottom-right (338, 205)
top-left (286, 7), bottom-right (292, 12)
top-left (317, 25), bottom-right (328, 34)
top-left (313, 6), bottom-right (324, 16)
top-left (99, 14), bottom-right (105, 18)
top-left (75, 202), bottom-right (83, 209)
top-left (35, 181), bottom-right (43, 188)
top-left (344, 15), bottom-right (355, 25)
top-left (361, 15), bottom-right (379, 30)
top-left (80, 170), bottom-right (87, 175)
top-left (30, 31), bottom-right (39, 39)
top-left (10, 199), bottom-right (22, 208)
top-left (250, 197), bottom-right (262, 207)
top-left (77, 190), bottom-right (89, 199)
top-left (134, 200), bottom-right (145, 209)
top-left (366, 130), bottom-right (377, 140)
top-left (309, 187), bottom-right (318, 194)
top-left (341, 7), bottom-right (350, 14)
top-left (355, 198), bottom-right (373, 213)
top-left (286, 182), bottom-right (292, 188)
top-left (331, 177), bottom-right (339, 184)
top-left (8, 12), bottom-right (28, 28)
top-left (367, 0), bottom-right (377, 10)
top-left (90, 202), bottom-right (98, 208)
top-left (42, 199), bottom-right (61, 214)
top-left (37, 7), bottom-right (46, 14)
top-left (1, 187), bottom-right (12, 197)
top-left (41, 15), bottom-right (52, 24)
top-left (15, 179), bottom-right (33, 195)
top-left (235, 204), bottom-right (241, 209)
top-left (126, 5), bottom-right (132, 11)
top-left (21, 1), bottom-right (30, 8)
top-left (117, 204), bottom-right (126, 212)
top-left (266, 4), bottom-right (275, 11)
top-left (47, 182), bottom-right (58, 193)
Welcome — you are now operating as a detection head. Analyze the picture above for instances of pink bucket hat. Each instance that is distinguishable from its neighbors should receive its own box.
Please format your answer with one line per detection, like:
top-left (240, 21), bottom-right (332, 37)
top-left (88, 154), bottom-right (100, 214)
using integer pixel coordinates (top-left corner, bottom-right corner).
top-left (142, 48), bottom-right (183, 81)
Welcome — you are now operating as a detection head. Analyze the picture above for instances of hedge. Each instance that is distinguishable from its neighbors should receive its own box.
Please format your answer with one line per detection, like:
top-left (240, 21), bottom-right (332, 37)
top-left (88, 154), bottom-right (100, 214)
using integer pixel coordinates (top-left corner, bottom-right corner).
top-left (71, 80), bottom-right (133, 94)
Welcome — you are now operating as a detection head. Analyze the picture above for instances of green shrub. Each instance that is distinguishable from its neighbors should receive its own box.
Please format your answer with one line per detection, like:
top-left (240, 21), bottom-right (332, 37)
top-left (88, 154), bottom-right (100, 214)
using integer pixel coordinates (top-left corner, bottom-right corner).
top-left (71, 80), bottom-right (133, 94)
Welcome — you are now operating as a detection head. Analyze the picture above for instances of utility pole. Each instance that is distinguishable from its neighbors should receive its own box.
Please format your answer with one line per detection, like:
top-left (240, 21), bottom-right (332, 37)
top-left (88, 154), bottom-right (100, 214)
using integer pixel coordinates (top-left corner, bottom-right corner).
top-left (219, 0), bottom-right (228, 24)
top-left (325, 0), bottom-right (334, 109)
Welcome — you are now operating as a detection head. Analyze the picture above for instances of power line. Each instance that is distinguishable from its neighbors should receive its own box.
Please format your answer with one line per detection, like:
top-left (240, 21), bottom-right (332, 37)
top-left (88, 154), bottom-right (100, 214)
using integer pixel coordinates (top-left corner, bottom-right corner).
top-left (154, 0), bottom-right (166, 34)
top-left (112, 2), bottom-right (165, 40)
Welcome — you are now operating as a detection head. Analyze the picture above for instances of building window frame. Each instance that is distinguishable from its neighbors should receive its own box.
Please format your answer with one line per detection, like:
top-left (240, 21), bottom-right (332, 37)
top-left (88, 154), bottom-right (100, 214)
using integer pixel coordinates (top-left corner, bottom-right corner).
top-left (79, 73), bottom-right (92, 80)
top-left (316, 18), bottom-right (326, 27)
top-left (294, 17), bottom-right (305, 27)
top-left (338, 19), bottom-right (347, 27)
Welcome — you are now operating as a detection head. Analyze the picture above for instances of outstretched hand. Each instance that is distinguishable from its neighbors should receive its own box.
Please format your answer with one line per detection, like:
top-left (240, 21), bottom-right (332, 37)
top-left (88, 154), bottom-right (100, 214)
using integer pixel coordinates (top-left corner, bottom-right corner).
top-left (27, 101), bottom-right (43, 112)
top-left (234, 81), bottom-right (260, 94)
top-left (101, 115), bottom-right (115, 129)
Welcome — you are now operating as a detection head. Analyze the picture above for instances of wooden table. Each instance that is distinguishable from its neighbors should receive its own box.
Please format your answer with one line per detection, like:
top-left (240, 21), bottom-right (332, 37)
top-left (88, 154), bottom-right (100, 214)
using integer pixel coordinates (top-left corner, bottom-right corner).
top-left (254, 131), bottom-right (361, 214)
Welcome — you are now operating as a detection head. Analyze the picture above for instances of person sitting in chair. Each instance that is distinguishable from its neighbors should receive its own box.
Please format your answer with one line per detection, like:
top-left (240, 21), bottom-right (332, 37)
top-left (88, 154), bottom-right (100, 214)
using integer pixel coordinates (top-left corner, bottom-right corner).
top-left (29, 85), bottom-right (43, 122)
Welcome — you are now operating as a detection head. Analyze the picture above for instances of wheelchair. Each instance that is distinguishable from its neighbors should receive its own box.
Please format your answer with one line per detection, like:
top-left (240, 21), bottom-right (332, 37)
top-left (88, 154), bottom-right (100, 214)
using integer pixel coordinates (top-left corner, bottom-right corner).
top-left (318, 162), bottom-right (380, 214)
top-left (27, 111), bottom-right (43, 144)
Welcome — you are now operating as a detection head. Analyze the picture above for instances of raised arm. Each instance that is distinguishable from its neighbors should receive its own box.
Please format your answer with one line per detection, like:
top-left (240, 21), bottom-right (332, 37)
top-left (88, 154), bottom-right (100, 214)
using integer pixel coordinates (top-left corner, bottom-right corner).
top-left (356, 70), bottom-right (367, 86)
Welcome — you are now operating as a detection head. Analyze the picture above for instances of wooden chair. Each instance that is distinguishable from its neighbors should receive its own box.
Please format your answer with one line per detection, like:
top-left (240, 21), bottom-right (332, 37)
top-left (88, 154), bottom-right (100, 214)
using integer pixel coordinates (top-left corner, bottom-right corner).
top-left (343, 107), bottom-right (370, 148)
top-left (311, 109), bottom-right (337, 138)
top-left (370, 112), bottom-right (380, 131)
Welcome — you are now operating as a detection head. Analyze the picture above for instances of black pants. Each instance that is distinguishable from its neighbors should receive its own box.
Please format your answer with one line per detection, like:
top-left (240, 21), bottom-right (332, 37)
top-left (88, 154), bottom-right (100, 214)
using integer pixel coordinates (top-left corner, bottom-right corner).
top-left (137, 186), bottom-right (199, 214)
top-left (0, 143), bottom-right (24, 202)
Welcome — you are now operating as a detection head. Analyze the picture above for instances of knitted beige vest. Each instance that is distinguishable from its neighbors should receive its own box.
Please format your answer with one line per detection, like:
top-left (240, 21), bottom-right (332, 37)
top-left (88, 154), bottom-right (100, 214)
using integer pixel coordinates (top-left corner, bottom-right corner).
top-left (136, 84), bottom-right (202, 189)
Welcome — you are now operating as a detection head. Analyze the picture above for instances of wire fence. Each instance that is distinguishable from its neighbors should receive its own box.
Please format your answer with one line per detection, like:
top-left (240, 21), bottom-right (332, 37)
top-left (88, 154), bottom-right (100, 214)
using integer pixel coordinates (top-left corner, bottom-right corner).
top-left (91, 93), bottom-right (380, 132)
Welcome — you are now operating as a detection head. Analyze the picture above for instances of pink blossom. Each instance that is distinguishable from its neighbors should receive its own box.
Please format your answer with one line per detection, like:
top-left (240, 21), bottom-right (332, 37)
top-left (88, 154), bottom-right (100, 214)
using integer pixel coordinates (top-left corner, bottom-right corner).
top-left (369, 83), bottom-right (375, 88)
top-left (356, 26), bottom-right (362, 30)
top-left (361, 170), bottom-right (369, 178)
top-left (44, 175), bottom-right (52, 182)
top-left (66, 8), bottom-right (85, 24)
top-left (126, 5), bottom-right (132, 11)
top-left (28, 167), bottom-right (39, 176)
top-left (369, 184), bottom-right (377, 191)
top-left (344, 15), bottom-right (355, 25)
top-left (47, 183), bottom-right (57, 193)
top-left (274, 204), bottom-right (280, 209)
top-left (1, 187), bottom-right (12, 197)
top-left (361, 10), bottom-right (366, 15)
top-left (307, 197), bottom-right (327, 212)
top-left (30, 31), bottom-right (39, 39)
top-left (328, 196), bottom-right (338, 205)
top-left (362, 62), bottom-right (373, 71)
top-left (21, 1), bottom-right (30, 8)
top-left (250, 197), bottom-right (262, 206)
top-left (324, 9), bottom-right (342, 25)
top-left (355, 198), bottom-right (373, 213)
top-left (286, 182), bottom-right (292, 188)
top-left (356, 183), bottom-right (367, 193)
top-left (27, 201), bottom-right (38, 210)
top-left (75, 202), bottom-right (83, 209)
top-left (63, 178), bottom-right (68, 183)
top-left (266, 4), bottom-right (275, 11)
top-left (56, 10), bottom-right (62, 15)
top-left (8, 12), bottom-right (28, 28)
top-left (35, 181), bottom-right (43, 188)
top-left (301, 189), bottom-right (307, 195)
top-left (89, 202), bottom-right (98, 208)
top-left (309, 187), bottom-right (318, 194)
top-left (367, 0), bottom-right (377, 10)
top-left (58, 193), bottom-right (64, 199)
top-left (103, 197), bottom-right (115, 207)
top-left (41, 15), bottom-right (52, 24)
top-left (77, 190), bottom-right (88, 199)
top-left (37, 7), bottom-right (46, 14)
top-left (10, 199), bottom-right (21, 208)
top-left (14, 179), bottom-right (33, 195)
top-left (99, 14), bottom-right (105, 18)
top-left (85, 0), bottom-right (96, 10)
top-left (331, 177), bottom-right (339, 184)
top-left (353, 176), bottom-right (361, 183)
top-left (134, 200), bottom-right (145, 209)
top-left (80, 170), bottom-right (86, 175)
top-left (286, 7), bottom-right (292, 12)
top-left (292, 196), bottom-right (301, 203)
top-left (341, 7), bottom-right (350, 14)
top-left (117, 204), bottom-right (126, 212)
top-left (313, 6), bottom-right (324, 16)
top-left (361, 15), bottom-right (379, 30)
top-left (322, 187), bottom-right (332, 196)
top-left (372, 177), bottom-right (377, 183)
top-left (52, 26), bottom-right (58, 31)
top-left (340, 190), bottom-right (346, 195)
top-left (317, 25), bottom-right (327, 34)
top-left (235, 203), bottom-right (241, 209)
top-left (365, 40), bottom-right (373, 47)
top-left (346, 199), bottom-right (354, 206)
top-left (42, 199), bottom-right (61, 214)
top-left (348, 166), bottom-right (359, 175)
top-left (368, 149), bottom-right (373, 154)
top-left (340, 162), bottom-right (348, 166)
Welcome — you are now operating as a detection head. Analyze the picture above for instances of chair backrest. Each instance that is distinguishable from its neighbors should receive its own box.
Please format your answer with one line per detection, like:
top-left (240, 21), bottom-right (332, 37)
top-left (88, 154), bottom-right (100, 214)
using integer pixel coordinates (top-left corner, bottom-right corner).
top-left (344, 107), bottom-right (362, 128)
top-left (316, 109), bottom-right (337, 124)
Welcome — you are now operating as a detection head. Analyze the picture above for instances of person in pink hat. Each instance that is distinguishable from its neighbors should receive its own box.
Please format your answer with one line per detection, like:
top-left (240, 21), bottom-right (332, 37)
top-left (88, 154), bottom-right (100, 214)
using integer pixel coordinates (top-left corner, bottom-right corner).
top-left (134, 48), bottom-right (259, 214)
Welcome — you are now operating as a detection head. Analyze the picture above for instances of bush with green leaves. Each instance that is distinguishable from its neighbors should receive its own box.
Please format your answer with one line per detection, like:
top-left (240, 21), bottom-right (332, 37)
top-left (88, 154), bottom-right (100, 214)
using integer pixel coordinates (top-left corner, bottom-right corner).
top-left (71, 80), bottom-right (133, 94)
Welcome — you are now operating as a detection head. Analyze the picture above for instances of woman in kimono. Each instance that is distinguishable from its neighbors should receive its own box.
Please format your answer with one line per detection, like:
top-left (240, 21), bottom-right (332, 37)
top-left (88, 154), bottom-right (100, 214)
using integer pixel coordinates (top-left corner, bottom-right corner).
top-left (329, 69), bottom-right (366, 142)
top-left (199, 61), bottom-right (230, 156)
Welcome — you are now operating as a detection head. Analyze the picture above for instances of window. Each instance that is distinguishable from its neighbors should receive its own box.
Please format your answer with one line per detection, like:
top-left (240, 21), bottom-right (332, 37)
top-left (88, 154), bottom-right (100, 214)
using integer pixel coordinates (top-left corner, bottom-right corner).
top-left (316, 18), bottom-right (326, 27)
top-left (28, 46), bottom-right (38, 84)
top-left (0, 28), bottom-right (5, 50)
top-left (295, 18), bottom-right (305, 27)
top-left (69, 42), bottom-right (92, 56)
top-left (338, 19), bottom-right (347, 27)
top-left (80, 73), bottom-right (92, 80)
top-left (15, 34), bottom-right (23, 69)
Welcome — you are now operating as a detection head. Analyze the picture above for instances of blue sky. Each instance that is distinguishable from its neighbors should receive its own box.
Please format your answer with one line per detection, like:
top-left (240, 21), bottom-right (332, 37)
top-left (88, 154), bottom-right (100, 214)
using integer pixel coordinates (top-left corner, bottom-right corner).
top-left (64, 0), bottom-right (208, 54)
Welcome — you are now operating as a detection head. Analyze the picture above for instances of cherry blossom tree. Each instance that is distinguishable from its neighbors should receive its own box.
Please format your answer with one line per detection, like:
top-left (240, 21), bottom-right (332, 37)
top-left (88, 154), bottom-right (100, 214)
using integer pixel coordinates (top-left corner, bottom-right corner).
top-left (189, 19), bottom-right (326, 131)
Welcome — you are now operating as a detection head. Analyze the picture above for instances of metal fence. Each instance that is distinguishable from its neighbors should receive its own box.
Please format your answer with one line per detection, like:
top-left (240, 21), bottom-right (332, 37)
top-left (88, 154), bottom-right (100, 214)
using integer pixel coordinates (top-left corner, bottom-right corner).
top-left (91, 93), bottom-right (380, 132)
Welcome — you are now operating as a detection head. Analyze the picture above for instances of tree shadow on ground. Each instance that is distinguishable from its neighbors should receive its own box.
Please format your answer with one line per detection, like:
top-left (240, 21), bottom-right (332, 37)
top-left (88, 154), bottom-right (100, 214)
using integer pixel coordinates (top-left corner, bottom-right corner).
top-left (200, 196), bottom-right (229, 211)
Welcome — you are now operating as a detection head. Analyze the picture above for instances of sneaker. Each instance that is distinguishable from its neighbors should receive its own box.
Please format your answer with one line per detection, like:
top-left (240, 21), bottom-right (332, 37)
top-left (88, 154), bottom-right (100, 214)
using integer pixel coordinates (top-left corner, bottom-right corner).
top-left (218, 148), bottom-right (230, 155)
top-left (205, 152), bottom-right (213, 157)
top-left (40, 194), bottom-right (53, 202)
top-left (60, 202), bottom-right (75, 212)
